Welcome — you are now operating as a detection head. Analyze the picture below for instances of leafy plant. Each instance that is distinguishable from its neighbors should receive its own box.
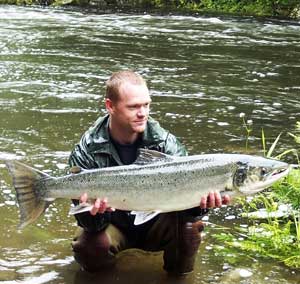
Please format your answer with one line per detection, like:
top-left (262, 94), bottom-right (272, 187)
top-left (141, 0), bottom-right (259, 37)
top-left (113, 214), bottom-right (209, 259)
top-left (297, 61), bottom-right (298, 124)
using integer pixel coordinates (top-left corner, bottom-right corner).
top-left (240, 112), bottom-right (253, 153)
top-left (212, 120), bottom-right (300, 268)
top-left (261, 127), bottom-right (299, 161)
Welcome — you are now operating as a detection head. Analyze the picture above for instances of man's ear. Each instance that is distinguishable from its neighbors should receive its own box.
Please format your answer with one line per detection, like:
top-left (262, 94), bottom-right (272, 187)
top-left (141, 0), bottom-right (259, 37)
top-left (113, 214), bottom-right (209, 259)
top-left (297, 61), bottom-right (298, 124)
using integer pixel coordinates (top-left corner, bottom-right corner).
top-left (105, 98), bottom-right (114, 114)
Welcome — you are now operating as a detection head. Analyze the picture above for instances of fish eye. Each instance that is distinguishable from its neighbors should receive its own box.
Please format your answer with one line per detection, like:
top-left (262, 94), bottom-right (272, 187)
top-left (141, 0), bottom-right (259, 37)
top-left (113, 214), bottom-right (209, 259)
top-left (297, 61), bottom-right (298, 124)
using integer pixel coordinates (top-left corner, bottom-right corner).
top-left (261, 168), bottom-right (267, 176)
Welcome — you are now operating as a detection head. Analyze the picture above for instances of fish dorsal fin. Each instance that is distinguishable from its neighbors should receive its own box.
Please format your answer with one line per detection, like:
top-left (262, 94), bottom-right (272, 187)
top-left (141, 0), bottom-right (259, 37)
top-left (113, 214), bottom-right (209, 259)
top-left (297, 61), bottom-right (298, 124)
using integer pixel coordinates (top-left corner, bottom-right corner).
top-left (133, 149), bottom-right (174, 165)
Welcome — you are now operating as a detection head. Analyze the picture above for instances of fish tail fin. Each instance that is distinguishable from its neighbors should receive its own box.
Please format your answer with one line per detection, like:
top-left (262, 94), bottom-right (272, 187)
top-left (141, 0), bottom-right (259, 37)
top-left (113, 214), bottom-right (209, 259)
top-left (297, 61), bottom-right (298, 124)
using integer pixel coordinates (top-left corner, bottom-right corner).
top-left (5, 160), bottom-right (54, 229)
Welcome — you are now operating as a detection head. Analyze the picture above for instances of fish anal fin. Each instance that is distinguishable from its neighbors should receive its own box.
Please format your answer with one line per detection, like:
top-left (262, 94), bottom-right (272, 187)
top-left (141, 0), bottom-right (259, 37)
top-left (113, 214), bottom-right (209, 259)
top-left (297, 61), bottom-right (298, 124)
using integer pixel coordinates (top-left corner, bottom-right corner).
top-left (69, 202), bottom-right (94, 215)
top-left (131, 211), bottom-right (161, 225)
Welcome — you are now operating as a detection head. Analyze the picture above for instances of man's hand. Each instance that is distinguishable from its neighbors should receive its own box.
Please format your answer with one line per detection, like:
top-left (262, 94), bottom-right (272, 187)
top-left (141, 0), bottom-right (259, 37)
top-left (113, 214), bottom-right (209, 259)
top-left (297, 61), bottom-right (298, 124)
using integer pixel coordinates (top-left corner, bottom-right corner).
top-left (200, 191), bottom-right (230, 209)
top-left (80, 193), bottom-right (115, 216)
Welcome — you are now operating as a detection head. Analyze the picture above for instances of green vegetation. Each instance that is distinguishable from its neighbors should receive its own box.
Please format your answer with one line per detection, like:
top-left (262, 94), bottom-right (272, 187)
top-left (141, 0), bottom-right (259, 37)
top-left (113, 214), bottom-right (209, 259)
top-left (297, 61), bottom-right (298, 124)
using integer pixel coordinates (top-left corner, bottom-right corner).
top-left (240, 112), bottom-right (253, 153)
top-left (0, 0), bottom-right (299, 18)
top-left (212, 121), bottom-right (300, 268)
top-left (214, 173), bottom-right (300, 268)
top-left (189, 0), bottom-right (299, 17)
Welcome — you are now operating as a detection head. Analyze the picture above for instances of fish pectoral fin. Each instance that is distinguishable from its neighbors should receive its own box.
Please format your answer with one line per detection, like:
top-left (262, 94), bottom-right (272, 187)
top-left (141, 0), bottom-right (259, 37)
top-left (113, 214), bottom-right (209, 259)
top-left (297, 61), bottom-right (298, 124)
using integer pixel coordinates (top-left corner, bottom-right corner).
top-left (131, 211), bottom-right (161, 225)
top-left (69, 202), bottom-right (94, 215)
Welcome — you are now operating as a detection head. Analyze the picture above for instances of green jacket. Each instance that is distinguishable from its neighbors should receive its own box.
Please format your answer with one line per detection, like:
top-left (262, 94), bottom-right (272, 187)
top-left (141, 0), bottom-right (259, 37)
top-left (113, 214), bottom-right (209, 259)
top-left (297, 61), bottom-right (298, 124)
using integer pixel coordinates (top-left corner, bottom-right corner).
top-left (69, 114), bottom-right (187, 169)
top-left (69, 114), bottom-right (188, 232)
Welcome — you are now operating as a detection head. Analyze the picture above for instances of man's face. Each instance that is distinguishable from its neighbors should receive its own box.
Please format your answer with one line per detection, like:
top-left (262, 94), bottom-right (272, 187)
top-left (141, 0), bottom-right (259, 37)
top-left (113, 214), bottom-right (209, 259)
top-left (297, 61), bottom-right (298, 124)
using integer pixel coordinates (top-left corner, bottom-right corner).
top-left (108, 82), bottom-right (151, 135)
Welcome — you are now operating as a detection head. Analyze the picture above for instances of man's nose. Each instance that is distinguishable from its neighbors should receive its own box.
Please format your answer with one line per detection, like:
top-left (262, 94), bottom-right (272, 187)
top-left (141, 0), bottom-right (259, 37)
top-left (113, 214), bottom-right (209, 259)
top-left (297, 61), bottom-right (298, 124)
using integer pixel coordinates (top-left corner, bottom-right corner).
top-left (137, 106), bottom-right (147, 117)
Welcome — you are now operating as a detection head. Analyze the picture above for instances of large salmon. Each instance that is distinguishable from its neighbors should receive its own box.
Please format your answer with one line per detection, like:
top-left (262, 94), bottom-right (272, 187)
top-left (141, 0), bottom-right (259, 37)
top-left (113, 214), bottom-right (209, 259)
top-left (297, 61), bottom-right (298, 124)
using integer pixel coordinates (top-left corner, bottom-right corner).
top-left (5, 149), bottom-right (290, 228)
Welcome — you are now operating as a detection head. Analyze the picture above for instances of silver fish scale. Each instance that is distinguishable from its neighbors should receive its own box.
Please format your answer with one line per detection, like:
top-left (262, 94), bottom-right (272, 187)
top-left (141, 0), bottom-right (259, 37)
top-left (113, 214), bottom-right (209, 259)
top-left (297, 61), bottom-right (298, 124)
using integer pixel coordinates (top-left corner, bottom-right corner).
top-left (42, 155), bottom-right (238, 212)
top-left (5, 152), bottom-right (289, 228)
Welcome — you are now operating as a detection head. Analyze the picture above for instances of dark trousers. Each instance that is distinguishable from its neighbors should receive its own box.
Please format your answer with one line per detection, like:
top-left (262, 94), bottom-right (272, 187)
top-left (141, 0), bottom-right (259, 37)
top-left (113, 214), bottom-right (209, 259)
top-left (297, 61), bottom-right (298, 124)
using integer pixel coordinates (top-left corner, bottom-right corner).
top-left (72, 212), bottom-right (204, 275)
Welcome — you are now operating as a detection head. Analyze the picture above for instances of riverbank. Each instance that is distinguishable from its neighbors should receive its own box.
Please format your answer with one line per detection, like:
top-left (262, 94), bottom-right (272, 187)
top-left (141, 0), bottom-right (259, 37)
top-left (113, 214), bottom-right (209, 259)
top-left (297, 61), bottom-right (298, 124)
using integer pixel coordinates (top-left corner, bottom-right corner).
top-left (0, 0), bottom-right (300, 19)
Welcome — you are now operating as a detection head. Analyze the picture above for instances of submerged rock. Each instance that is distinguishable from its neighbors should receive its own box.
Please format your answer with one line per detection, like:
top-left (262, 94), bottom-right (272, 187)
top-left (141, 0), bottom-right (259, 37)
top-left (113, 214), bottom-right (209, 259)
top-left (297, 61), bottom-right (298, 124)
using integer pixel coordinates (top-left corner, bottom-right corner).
top-left (220, 268), bottom-right (253, 282)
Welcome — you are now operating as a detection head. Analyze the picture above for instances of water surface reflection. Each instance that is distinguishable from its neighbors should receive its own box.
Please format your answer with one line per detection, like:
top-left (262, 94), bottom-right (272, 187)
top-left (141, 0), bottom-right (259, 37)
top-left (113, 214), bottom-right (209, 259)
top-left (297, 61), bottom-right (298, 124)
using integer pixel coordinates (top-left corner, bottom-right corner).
top-left (0, 5), bottom-right (300, 284)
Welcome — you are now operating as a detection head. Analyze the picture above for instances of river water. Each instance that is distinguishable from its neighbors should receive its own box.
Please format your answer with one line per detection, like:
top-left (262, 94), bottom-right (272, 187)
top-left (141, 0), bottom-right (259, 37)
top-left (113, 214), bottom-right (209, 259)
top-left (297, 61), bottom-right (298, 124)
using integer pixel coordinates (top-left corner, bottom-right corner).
top-left (0, 5), bottom-right (300, 284)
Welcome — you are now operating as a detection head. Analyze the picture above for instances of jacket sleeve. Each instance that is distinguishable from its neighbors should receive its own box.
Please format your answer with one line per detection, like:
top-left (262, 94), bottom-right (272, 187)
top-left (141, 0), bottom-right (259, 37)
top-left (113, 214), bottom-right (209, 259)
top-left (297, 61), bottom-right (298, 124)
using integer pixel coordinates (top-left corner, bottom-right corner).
top-left (69, 135), bottom-right (111, 233)
top-left (69, 134), bottom-right (98, 169)
top-left (163, 132), bottom-right (188, 157)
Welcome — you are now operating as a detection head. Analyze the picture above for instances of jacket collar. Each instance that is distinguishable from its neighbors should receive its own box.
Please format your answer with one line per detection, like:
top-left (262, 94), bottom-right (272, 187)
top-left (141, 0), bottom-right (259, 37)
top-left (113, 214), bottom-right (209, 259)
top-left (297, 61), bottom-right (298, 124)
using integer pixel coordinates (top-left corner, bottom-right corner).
top-left (87, 114), bottom-right (167, 155)
top-left (142, 117), bottom-right (167, 146)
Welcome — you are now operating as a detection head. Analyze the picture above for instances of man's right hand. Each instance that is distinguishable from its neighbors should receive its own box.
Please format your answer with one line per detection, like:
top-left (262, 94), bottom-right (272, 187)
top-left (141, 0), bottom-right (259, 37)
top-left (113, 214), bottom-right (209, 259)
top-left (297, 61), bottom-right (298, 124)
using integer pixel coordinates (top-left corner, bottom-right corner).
top-left (80, 193), bottom-right (115, 215)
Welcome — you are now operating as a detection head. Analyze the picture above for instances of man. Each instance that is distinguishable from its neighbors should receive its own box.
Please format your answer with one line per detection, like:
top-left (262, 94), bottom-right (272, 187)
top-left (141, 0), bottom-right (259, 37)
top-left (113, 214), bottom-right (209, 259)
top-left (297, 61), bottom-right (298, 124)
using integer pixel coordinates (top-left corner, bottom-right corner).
top-left (69, 70), bottom-right (230, 275)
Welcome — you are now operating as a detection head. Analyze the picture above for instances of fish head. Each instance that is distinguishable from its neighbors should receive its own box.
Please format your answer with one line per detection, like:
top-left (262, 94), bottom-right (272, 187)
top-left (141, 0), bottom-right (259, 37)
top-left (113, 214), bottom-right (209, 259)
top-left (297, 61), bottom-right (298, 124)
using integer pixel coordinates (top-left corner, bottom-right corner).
top-left (232, 156), bottom-right (290, 195)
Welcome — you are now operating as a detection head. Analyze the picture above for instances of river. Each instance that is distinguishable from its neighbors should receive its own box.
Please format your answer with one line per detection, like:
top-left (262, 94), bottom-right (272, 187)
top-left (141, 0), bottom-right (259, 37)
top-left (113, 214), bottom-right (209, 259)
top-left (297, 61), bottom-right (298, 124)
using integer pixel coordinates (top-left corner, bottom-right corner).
top-left (0, 5), bottom-right (299, 284)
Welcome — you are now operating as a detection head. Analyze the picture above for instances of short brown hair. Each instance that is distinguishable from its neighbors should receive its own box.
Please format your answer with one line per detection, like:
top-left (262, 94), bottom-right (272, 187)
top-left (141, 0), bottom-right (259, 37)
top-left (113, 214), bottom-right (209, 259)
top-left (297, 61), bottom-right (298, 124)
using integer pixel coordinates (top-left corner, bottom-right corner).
top-left (105, 70), bottom-right (147, 101)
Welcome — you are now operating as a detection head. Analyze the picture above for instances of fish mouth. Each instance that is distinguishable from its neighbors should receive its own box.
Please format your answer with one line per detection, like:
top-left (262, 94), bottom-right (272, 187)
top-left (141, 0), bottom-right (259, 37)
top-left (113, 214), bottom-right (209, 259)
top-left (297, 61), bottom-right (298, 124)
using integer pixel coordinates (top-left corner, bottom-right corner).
top-left (240, 165), bottom-right (290, 195)
top-left (270, 166), bottom-right (290, 179)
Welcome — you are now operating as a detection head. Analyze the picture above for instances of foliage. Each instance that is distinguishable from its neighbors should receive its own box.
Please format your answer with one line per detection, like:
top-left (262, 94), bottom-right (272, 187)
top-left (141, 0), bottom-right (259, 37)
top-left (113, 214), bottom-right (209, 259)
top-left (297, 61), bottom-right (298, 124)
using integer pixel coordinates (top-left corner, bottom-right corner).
top-left (214, 180), bottom-right (300, 267)
top-left (273, 169), bottom-right (300, 210)
top-left (289, 122), bottom-right (300, 144)
top-left (0, 0), bottom-right (299, 18)
top-left (261, 128), bottom-right (299, 161)
top-left (197, 0), bottom-right (298, 16)
top-left (214, 215), bottom-right (300, 267)
top-left (150, 0), bottom-right (299, 17)
top-left (213, 121), bottom-right (300, 268)
top-left (240, 112), bottom-right (253, 153)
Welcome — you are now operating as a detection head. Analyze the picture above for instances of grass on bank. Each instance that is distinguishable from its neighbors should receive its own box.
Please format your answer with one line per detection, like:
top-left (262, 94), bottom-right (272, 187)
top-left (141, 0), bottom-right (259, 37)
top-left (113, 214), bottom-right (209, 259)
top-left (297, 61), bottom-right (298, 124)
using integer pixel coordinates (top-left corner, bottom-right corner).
top-left (212, 121), bottom-right (300, 268)
top-left (0, 0), bottom-right (299, 18)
